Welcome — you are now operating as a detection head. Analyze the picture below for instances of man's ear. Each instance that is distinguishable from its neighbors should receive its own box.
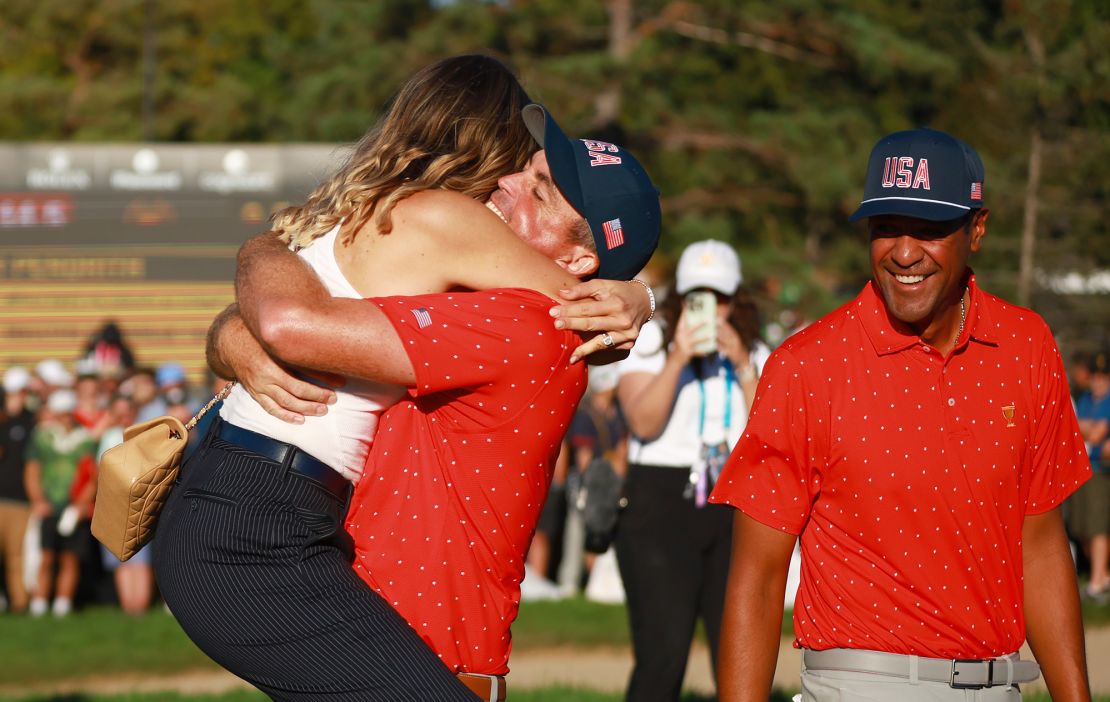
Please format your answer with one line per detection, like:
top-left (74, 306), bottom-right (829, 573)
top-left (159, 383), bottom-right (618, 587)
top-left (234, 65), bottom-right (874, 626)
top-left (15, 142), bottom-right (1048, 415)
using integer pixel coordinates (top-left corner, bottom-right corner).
top-left (969, 208), bottom-right (989, 253)
top-left (560, 246), bottom-right (599, 278)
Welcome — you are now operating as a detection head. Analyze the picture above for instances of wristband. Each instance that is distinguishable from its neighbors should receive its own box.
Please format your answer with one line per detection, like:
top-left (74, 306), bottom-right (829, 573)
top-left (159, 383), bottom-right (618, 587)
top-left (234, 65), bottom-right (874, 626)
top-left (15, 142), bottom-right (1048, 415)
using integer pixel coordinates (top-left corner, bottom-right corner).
top-left (630, 278), bottom-right (656, 322)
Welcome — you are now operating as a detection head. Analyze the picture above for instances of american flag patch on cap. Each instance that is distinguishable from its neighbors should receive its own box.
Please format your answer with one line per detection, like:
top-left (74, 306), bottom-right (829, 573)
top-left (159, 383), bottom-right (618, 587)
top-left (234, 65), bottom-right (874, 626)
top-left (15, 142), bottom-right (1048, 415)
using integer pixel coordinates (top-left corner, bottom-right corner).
top-left (411, 308), bottom-right (433, 328)
top-left (602, 218), bottom-right (624, 250)
top-left (970, 182), bottom-right (982, 201)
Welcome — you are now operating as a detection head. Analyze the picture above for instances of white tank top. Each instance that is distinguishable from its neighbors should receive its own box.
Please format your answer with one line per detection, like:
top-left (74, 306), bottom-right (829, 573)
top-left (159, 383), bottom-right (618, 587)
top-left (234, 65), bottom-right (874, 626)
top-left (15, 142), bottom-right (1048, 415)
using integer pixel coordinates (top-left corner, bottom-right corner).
top-left (218, 225), bottom-right (405, 482)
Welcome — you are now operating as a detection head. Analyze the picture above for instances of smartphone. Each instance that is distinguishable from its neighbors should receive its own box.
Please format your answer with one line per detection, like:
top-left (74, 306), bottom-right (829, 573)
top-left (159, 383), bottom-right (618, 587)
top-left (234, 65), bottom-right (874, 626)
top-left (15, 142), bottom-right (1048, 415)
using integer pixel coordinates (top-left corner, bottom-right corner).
top-left (684, 291), bottom-right (718, 356)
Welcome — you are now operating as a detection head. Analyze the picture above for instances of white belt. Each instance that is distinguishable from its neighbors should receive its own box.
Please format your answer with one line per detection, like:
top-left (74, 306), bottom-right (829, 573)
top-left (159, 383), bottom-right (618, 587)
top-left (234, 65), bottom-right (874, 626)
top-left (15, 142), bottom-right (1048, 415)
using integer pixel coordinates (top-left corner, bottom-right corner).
top-left (803, 648), bottom-right (1040, 689)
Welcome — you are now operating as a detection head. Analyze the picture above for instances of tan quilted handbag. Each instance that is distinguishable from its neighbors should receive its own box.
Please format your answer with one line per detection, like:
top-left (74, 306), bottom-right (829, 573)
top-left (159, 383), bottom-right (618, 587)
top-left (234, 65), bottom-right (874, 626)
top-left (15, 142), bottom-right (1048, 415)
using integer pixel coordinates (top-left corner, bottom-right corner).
top-left (92, 383), bottom-right (234, 561)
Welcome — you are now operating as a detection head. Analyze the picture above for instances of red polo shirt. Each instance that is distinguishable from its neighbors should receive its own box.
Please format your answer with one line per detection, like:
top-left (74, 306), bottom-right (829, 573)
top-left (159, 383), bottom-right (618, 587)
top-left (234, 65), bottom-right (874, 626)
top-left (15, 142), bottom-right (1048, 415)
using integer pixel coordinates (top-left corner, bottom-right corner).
top-left (709, 275), bottom-right (1089, 658)
top-left (347, 289), bottom-right (586, 675)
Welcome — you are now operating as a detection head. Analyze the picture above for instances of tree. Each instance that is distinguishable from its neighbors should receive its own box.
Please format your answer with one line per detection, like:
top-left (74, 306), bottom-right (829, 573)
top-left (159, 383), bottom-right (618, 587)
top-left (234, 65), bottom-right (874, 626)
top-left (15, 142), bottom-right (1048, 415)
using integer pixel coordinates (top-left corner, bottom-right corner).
top-left (0, 0), bottom-right (1106, 342)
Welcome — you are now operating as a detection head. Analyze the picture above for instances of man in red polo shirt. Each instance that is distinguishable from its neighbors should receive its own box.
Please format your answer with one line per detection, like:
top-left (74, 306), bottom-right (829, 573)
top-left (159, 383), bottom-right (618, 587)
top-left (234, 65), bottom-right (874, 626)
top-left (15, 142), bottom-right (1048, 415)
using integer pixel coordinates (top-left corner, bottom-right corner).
top-left (710, 129), bottom-right (1092, 701)
top-left (212, 105), bottom-right (661, 700)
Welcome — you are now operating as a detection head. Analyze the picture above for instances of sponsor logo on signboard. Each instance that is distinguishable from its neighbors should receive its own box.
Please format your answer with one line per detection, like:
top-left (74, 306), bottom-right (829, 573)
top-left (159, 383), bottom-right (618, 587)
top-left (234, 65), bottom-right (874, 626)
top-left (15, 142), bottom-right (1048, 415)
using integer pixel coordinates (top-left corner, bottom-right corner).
top-left (198, 149), bottom-right (276, 194)
top-left (26, 150), bottom-right (91, 191)
top-left (0, 193), bottom-right (73, 228)
top-left (123, 199), bottom-right (178, 226)
top-left (110, 149), bottom-right (183, 191)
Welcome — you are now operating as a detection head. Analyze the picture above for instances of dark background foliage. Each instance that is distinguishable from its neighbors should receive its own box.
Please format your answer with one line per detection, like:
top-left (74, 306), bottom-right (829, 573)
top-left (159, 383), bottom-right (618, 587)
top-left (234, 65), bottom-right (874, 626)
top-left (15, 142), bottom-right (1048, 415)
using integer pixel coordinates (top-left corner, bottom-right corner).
top-left (1, 0), bottom-right (1106, 348)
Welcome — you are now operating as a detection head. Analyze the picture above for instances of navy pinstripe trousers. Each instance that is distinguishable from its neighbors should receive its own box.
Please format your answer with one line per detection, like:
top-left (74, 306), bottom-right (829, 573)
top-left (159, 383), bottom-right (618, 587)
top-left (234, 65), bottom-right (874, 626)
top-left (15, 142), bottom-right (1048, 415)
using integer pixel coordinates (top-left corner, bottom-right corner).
top-left (153, 420), bottom-right (476, 701)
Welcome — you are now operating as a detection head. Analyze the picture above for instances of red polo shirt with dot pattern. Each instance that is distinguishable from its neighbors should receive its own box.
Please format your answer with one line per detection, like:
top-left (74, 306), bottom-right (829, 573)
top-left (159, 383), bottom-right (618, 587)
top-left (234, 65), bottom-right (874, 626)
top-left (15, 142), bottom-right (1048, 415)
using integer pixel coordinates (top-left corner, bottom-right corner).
top-left (709, 275), bottom-right (1089, 659)
top-left (346, 289), bottom-right (586, 675)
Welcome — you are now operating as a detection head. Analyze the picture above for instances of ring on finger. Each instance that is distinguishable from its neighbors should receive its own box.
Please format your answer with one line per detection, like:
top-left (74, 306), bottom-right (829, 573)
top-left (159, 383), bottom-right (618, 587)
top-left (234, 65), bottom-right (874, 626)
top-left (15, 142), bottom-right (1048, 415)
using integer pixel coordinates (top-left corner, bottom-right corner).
top-left (601, 333), bottom-right (615, 348)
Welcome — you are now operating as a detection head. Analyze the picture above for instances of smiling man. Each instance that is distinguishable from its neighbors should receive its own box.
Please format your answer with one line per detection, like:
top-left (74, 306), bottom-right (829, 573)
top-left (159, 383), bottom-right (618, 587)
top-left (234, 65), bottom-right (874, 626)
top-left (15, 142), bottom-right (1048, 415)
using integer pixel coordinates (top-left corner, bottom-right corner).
top-left (709, 128), bottom-right (1093, 701)
top-left (184, 102), bottom-right (660, 701)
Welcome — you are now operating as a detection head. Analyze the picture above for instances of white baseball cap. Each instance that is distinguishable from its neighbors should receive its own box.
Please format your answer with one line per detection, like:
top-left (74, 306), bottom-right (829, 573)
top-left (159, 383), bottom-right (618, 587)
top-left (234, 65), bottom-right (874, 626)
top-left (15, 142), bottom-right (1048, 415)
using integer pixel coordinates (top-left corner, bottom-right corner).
top-left (46, 388), bottom-right (78, 414)
top-left (36, 359), bottom-right (74, 387)
top-left (675, 239), bottom-right (742, 296)
top-left (3, 367), bottom-right (31, 393)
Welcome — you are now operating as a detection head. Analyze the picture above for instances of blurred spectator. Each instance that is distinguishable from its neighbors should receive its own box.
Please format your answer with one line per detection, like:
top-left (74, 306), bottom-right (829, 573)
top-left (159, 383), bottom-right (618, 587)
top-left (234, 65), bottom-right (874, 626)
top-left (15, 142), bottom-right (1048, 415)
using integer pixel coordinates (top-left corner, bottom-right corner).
top-left (1069, 349), bottom-right (1110, 601)
top-left (97, 364), bottom-right (126, 400)
top-left (1069, 349), bottom-right (1094, 403)
top-left (156, 362), bottom-right (187, 395)
top-left (123, 368), bottom-right (165, 423)
top-left (73, 365), bottom-right (110, 439)
top-left (3, 352), bottom-right (198, 617)
top-left (164, 386), bottom-right (193, 426)
top-left (0, 369), bottom-right (36, 613)
top-left (525, 441), bottom-right (569, 590)
top-left (82, 320), bottom-right (135, 376)
top-left (558, 365), bottom-right (628, 595)
top-left (24, 389), bottom-right (98, 617)
top-left (96, 395), bottom-right (153, 615)
top-left (31, 359), bottom-right (73, 412)
top-left (613, 240), bottom-right (770, 701)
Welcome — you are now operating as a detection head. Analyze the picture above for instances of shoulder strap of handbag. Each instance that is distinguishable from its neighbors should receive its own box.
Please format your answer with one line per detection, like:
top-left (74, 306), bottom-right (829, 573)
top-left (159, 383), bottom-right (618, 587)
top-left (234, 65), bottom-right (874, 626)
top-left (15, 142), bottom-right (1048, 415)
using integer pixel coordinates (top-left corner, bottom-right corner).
top-left (185, 381), bottom-right (237, 432)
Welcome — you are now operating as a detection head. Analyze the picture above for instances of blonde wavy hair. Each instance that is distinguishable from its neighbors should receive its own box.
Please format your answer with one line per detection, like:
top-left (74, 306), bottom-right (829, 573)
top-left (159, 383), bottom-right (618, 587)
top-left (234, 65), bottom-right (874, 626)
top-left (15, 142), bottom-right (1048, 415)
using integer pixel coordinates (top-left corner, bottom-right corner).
top-left (275, 55), bottom-right (536, 248)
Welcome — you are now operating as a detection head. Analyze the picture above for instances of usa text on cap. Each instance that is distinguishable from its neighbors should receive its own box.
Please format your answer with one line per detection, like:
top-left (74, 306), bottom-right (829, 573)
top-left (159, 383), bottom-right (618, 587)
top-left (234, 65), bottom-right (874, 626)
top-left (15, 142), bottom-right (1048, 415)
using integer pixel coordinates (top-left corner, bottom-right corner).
top-left (849, 127), bottom-right (984, 223)
top-left (522, 104), bottom-right (661, 281)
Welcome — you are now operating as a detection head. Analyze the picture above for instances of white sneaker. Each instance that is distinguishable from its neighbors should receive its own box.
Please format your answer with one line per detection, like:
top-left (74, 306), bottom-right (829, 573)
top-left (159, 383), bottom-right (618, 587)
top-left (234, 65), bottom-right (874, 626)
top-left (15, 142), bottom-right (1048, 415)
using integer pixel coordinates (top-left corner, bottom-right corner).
top-left (51, 598), bottom-right (72, 617)
top-left (29, 598), bottom-right (48, 617)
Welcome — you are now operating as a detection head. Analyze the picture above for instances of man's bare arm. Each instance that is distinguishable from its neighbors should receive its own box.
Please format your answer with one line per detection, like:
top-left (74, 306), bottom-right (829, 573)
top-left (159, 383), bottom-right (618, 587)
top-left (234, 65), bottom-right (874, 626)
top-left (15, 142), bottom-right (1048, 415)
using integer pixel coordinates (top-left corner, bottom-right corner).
top-left (1023, 507), bottom-right (1091, 701)
top-left (206, 304), bottom-right (243, 380)
top-left (718, 510), bottom-right (797, 702)
top-left (235, 233), bottom-right (415, 385)
top-left (206, 302), bottom-right (336, 423)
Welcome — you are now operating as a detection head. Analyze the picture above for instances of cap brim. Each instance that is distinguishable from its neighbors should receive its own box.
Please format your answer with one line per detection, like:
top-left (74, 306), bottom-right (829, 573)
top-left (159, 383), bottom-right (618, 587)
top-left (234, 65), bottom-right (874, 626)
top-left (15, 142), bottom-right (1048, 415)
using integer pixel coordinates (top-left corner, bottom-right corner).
top-left (522, 104), bottom-right (546, 148)
top-left (521, 104), bottom-right (586, 215)
top-left (848, 197), bottom-right (976, 223)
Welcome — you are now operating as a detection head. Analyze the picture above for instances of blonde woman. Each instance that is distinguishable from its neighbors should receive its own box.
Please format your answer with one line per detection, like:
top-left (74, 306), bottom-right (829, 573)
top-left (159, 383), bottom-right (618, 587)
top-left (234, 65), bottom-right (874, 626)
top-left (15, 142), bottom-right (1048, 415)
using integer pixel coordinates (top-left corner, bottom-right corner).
top-left (153, 55), bottom-right (656, 701)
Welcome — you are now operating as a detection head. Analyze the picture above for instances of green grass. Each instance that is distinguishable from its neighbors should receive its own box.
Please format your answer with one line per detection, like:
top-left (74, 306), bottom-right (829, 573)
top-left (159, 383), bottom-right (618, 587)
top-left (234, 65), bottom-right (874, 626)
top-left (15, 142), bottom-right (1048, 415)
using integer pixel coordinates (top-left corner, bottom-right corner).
top-left (0, 695), bottom-right (266, 702)
top-left (0, 608), bottom-right (220, 686)
top-left (513, 597), bottom-right (794, 647)
top-left (0, 691), bottom-right (735, 702)
top-left (1084, 597), bottom-right (1110, 628)
top-left (0, 599), bottom-right (642, 686)
top-left (512, 597), bottom-right (631, 648)
top-left (6, 692), bottom-right (1105, 702)
top-left (1, 596), bottom-right (1107, 700)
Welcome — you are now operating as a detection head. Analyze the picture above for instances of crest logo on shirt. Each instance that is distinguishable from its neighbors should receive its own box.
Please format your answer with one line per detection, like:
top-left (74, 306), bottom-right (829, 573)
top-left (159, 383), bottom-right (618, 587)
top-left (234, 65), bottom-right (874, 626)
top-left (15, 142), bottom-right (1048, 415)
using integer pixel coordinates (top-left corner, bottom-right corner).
top-left (411, 308), bottom-right (433, 328)
top-left (1001, 402), bottom-right (1016, 427)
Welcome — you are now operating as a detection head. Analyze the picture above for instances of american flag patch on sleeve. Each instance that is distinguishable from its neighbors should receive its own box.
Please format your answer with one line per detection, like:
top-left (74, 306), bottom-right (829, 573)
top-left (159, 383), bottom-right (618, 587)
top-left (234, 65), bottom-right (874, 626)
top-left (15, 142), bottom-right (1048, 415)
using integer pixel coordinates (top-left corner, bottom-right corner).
top-left (411, 308), bottom-right (433, 328)
top-left (602, 218), bottom-right (624, 250)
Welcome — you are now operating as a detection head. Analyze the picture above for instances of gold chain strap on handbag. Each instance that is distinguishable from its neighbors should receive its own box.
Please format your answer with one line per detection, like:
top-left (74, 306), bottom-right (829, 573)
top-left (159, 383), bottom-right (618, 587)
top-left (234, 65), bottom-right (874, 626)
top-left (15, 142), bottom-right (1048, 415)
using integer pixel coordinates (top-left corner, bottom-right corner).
top-left (184, 380), bottom-right (237, 432)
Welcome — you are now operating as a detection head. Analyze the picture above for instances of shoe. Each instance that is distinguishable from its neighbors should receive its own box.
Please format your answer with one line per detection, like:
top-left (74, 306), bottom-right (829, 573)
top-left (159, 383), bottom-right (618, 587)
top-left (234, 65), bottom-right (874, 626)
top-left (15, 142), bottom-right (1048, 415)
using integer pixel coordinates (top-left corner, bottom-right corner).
top-left (1083, 584), bottom-right (1109, 604)
top-left (29, 598), bottom-right (48, 617)
top-left (51, 598), bottom-right (72, 617)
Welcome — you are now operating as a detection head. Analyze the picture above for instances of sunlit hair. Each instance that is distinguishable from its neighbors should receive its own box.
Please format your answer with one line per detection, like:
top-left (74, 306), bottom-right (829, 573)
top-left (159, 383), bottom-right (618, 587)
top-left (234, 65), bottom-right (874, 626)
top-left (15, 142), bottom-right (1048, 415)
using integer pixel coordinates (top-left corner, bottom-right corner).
top-left (275, 55), bottom-right (535, 248)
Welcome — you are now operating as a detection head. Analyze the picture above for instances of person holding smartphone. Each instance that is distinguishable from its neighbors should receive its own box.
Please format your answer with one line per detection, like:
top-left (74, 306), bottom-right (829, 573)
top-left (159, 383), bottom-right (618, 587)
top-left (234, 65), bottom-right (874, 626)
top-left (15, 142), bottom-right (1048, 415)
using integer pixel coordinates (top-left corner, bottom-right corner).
top-left (614, 239), bottom-right (771, 701)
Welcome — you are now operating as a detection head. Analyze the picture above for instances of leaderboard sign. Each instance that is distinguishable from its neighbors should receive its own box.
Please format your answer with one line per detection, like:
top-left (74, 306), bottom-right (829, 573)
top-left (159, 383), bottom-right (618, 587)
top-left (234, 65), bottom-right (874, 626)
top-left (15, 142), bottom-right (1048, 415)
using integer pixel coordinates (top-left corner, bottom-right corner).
top-left (0, 143), bottom-right (342, 281)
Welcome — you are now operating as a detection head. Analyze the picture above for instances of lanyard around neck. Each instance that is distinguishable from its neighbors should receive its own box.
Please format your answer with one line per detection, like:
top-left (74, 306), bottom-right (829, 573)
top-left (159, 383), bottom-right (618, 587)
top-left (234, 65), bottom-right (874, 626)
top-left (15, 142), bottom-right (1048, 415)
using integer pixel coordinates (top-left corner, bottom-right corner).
top-left (696, 357), bottom-right (735, 441)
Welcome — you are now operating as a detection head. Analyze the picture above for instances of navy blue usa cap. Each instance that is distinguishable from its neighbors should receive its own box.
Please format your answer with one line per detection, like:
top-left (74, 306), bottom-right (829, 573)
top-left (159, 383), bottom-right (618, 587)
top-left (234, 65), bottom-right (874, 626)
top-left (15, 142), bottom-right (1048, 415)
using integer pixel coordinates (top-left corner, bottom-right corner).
top-left (523, 104), bottom-right (661, 281)
top-left (848, 127), bottom-right (985, 223)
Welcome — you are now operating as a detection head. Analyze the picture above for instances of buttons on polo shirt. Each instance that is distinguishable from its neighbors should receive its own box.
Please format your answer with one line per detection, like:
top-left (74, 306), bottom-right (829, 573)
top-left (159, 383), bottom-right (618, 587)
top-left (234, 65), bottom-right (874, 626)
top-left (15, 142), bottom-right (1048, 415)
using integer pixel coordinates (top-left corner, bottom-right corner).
top-left (947, 398), bottom-right (956, 407)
